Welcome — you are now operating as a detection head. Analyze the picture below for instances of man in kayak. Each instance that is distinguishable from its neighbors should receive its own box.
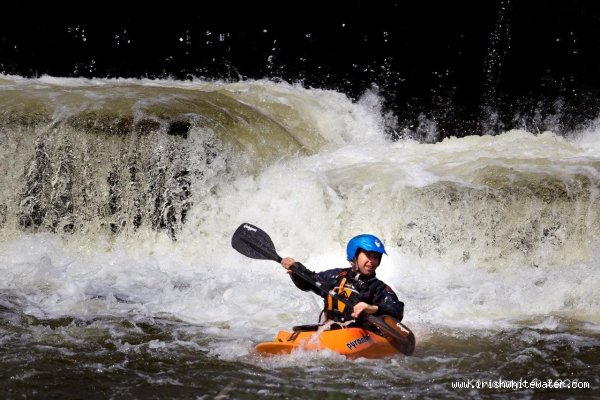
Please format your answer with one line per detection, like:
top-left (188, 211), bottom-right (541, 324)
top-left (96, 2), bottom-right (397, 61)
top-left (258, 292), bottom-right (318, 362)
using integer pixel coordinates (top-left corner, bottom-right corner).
top-left (280, 234), bottom-right (404, 330)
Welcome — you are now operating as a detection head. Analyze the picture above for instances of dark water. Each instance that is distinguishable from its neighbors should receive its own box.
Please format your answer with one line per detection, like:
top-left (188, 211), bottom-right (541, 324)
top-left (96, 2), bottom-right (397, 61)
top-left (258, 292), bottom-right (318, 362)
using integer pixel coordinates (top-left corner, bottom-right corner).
top-left (2, 1), bottom-right (600, 140)
top-left (1, 300), bottom-right (598, 399)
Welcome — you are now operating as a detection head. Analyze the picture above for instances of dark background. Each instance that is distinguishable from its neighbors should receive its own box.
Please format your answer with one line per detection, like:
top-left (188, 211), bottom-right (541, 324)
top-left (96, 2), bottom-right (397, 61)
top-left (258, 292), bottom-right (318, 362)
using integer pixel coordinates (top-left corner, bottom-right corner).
top-left (2, 1), bottom-right (600, 140)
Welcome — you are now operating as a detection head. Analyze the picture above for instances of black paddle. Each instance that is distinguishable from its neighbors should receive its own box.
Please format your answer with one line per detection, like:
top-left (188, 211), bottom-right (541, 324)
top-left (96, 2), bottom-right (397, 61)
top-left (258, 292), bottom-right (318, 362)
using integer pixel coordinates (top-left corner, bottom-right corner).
top-left (231, 222), bottom-right (415, 356)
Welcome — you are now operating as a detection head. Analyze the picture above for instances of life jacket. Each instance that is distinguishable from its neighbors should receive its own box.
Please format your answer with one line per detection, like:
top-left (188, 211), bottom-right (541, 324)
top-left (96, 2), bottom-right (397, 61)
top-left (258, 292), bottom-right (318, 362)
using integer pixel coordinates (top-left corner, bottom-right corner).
top-left (323, 270), bottom-right (360, 323)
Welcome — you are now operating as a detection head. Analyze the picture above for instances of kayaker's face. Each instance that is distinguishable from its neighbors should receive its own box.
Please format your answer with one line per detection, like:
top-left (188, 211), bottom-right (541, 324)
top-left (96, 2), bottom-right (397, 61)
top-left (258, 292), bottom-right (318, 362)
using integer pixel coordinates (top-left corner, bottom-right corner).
top-left (355, 250), bottom-right (381, 276)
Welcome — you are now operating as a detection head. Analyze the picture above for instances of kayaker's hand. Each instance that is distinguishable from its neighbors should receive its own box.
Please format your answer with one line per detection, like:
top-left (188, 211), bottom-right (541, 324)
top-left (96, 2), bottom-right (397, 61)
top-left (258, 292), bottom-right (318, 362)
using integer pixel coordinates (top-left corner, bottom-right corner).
top-left (281, 257), bottom-right (296, 275)
top-left (352, 302), bottom-right (378, 318)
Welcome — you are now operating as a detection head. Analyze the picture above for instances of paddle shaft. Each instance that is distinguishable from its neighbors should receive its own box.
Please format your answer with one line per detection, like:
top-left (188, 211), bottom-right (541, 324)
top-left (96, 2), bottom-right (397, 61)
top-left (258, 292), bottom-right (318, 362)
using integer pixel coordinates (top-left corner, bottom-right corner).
top-left (240, 236), bottom-right (360, 311)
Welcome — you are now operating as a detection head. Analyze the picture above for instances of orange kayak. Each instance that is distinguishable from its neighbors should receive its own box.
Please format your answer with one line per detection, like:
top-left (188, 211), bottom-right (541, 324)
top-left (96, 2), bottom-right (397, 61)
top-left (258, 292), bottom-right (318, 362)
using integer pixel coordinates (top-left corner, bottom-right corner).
top-left (255, 326), bottom-right (402, 359)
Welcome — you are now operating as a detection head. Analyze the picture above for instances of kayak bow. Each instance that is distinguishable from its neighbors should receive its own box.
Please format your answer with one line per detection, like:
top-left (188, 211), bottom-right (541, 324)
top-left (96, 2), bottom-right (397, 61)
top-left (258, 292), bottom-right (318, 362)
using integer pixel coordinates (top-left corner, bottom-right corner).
top-left (256, 326), bottom-right (403, 359)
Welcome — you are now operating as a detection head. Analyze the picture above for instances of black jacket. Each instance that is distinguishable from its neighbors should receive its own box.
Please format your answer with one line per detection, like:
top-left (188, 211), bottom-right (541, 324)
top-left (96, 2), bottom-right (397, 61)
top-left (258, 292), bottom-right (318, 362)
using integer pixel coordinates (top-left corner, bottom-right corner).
top-left (290, 263), bottom-right (404, 324)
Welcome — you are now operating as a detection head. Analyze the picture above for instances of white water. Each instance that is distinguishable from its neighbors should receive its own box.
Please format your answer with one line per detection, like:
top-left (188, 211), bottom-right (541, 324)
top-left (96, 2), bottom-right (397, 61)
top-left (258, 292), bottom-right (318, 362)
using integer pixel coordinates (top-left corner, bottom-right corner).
top-left (1, 77), bottom-right (599, 362)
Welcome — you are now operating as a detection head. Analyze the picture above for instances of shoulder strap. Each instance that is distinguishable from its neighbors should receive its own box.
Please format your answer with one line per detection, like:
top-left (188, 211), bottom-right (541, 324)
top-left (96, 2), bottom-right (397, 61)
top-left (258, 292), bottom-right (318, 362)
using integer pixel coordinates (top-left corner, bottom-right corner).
top-left (337, 276), bottom-right (348, 295)
top-left (327, 272), bottom-right (349, 312)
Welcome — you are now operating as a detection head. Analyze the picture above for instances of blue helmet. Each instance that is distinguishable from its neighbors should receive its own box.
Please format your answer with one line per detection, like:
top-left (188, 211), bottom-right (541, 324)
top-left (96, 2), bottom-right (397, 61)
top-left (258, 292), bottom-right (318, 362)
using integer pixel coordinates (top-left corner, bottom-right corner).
top-left (346, 234), bottom-right (387, 261)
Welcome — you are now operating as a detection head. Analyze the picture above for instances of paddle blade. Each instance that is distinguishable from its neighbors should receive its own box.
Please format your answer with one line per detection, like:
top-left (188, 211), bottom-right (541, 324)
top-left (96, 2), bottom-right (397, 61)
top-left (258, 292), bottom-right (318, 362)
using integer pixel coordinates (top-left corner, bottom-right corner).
top-left (231, 223), bottom-right (282, 262)
top-left (370, 315), bottom-right (416, 356)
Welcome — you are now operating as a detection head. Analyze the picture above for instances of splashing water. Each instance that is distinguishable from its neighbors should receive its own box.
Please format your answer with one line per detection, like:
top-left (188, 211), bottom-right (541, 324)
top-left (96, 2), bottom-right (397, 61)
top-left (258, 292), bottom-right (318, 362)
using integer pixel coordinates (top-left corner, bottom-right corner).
top-left (0, 76), bottom-right (598, 398)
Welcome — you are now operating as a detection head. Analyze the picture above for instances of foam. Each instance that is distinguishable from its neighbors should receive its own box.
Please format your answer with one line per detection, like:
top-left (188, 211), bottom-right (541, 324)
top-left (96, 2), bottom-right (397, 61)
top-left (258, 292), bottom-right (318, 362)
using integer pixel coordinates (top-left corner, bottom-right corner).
top-left (0, 77), bottom-right (599, 361)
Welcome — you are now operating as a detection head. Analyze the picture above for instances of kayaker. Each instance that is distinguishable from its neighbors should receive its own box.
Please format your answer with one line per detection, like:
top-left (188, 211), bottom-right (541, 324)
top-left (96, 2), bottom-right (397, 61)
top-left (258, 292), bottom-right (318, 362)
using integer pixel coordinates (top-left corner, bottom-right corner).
top-left (280, 234), bottom-right (404, 331)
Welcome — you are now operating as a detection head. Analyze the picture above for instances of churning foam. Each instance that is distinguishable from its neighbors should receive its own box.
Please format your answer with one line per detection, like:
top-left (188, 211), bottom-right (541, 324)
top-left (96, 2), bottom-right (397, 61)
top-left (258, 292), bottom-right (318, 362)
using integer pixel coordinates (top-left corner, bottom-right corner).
top-left (0, 77), bottom-right (599, 360)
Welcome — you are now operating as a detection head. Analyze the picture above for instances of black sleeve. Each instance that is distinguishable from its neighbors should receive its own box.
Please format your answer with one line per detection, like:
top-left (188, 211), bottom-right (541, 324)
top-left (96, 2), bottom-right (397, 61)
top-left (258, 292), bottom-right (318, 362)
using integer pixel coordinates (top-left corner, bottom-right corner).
top-left (289, 263), bottom-right (342, 298)
top-left (372, 282), bottom-right (404, 321)
top-left (289, 262), bottom-right (318, 292)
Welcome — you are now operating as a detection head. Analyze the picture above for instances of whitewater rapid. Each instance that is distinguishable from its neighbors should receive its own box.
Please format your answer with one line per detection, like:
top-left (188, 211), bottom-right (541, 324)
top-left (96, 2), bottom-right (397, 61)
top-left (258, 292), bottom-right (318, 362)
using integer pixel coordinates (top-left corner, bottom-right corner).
top-left (0, 76), bottom-right (599, 364)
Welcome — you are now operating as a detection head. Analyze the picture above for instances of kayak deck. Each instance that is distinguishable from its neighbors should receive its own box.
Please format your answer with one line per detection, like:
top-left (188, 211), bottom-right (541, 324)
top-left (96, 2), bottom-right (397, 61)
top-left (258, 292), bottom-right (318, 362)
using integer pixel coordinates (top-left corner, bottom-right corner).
top-left (256, 326), bottom-right (402, 359)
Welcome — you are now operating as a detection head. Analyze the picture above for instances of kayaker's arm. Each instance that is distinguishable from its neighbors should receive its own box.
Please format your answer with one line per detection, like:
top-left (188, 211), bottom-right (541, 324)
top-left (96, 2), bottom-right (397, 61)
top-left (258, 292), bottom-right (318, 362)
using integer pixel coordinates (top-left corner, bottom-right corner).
top-left (377, 301), bottom-right (404, 321)
top-left (281, 258), bottom-right (343, 297)
top-left (281, 257), bottom-right (320, 292)
top-left (290, 262), bottom-right (319, 292)
top-left (372, 285), bottom-right (404, 321)
top-left (351, 302), bottom-right (378, 318)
